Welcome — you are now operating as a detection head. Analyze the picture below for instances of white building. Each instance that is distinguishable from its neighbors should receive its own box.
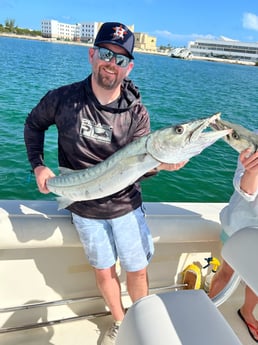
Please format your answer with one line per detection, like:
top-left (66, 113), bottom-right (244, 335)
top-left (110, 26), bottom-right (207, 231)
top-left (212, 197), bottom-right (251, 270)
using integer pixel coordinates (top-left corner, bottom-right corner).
top-left (41, 20), bottom-right (100, 42)
top-left (188, 38), bottom-right (258, 63)
top-left (80, 22), bottom-right (99, 42)
top-left (41, 20), bottom-right (80, 40)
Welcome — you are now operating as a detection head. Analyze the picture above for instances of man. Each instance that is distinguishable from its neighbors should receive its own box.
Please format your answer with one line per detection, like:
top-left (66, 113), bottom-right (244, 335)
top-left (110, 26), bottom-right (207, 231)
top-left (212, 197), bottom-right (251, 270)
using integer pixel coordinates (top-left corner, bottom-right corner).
top-left (24, 22), bottom-right (187, 344)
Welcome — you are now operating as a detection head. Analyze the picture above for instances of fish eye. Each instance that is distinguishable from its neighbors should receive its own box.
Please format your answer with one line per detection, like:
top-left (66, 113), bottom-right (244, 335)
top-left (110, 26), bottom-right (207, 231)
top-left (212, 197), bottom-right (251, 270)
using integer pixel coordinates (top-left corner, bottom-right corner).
top-left (175, 125), bottom-right (184, 134)
top-left (232, 131), bottom-right (240, 140)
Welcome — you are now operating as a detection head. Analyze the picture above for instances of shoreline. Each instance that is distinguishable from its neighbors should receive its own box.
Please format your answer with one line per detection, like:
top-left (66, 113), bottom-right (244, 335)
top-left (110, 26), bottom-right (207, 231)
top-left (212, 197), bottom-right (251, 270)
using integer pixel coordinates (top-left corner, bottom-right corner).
top-left (0, 33), bottom-right (167, 56)
top-left (1, 33), bottom-right (256, 65)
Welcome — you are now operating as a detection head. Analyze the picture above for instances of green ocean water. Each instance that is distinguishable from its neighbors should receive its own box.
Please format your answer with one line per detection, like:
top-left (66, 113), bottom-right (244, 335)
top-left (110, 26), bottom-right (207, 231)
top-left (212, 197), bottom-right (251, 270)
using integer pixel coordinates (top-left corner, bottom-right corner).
top-left (0, 36), bottom-right (257, 203)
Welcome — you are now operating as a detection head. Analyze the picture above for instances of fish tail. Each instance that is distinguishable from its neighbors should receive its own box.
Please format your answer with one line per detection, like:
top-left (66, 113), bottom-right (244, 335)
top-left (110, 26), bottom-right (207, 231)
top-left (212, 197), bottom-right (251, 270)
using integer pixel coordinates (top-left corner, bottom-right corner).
top-left (56, 196), bottom-right (73, 210)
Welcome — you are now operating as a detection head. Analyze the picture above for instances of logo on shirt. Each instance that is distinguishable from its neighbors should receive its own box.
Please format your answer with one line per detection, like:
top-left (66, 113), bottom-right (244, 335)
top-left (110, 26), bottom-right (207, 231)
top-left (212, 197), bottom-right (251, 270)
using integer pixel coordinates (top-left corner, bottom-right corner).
top-left (80, 119), bottom-right (112, 143)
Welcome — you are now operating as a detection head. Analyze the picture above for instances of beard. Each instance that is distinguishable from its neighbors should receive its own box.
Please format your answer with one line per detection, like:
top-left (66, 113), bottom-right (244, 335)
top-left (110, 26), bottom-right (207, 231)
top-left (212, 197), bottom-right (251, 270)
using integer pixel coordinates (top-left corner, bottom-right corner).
top-left (93, 66), bottom-right (121, 90)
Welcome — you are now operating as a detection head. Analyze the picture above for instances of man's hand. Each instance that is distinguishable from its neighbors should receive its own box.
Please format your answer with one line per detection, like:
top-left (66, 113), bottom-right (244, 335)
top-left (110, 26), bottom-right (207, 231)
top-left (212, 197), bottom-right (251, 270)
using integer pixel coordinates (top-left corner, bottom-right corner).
top-left (157, 160), bottom-right (189, 172)
top-left (34, 166), bottom-right (56, 194)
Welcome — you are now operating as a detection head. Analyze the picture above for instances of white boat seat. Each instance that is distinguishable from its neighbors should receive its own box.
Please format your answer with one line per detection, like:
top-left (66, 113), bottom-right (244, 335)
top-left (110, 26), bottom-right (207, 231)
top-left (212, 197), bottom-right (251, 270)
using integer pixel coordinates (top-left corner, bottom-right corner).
top-left (222, 226), bottom-right (258, 295)
top-left (116, 290), bottom-right (242, 345)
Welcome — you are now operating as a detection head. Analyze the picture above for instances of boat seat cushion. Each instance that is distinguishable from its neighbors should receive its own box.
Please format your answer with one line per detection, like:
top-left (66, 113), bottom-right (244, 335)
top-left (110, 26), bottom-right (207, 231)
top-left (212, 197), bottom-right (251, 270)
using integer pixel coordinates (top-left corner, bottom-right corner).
top-left (116, 290), bottom-right (242, 345)
top-left (222, 226), bottom-right (258, 295)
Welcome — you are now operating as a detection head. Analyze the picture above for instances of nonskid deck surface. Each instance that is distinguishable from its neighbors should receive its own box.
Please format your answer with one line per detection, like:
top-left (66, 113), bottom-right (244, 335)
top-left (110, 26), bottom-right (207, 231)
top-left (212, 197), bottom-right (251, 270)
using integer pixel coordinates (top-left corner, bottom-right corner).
top-left (218, 282), bottom-right (258, 345)
top-left (0, 284), bottom-right (257, 345)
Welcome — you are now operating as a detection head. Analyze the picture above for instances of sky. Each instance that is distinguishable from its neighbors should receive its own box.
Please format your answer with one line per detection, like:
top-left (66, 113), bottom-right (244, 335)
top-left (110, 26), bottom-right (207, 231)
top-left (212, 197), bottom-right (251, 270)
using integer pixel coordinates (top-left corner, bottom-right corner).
top-left (1, 0), bottom-right (258, 46)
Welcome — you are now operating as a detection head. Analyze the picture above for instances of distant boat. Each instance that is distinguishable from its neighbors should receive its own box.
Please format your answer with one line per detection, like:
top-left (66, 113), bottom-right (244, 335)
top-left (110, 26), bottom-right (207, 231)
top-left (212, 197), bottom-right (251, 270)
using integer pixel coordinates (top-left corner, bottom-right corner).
top-left (170, 47), bottom-right (193, 60)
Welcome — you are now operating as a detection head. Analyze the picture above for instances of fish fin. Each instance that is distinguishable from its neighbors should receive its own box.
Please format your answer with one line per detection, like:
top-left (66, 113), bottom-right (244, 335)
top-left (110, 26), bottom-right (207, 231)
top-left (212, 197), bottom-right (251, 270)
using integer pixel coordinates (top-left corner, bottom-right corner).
top-left (58, 166), bottom-right (90, 175)
top-left (56, 196), bottom-right (73, 210)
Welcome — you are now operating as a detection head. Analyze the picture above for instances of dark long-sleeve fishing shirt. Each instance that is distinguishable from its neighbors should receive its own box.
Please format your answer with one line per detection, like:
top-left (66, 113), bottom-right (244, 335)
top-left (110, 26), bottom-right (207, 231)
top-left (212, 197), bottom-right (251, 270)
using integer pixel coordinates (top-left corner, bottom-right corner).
top-left (24, 76), bottom-right (154, 219)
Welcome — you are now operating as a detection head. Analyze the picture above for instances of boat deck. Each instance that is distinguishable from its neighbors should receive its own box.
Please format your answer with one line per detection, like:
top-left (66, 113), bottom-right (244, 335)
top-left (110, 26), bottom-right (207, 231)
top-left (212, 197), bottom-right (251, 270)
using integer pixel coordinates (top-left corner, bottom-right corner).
top-left (0, 283), bottom-right (257, 345)
top-left (0, 201), bottom-right (257, 344)
top-left (219, 282), bottom-right (258, 345)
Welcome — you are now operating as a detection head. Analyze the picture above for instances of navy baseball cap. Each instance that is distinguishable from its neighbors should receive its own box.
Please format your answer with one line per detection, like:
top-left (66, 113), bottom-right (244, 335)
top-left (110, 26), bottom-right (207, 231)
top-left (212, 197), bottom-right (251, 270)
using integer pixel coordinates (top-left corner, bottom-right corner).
top-left (94, 22), bottom-right (135, 59)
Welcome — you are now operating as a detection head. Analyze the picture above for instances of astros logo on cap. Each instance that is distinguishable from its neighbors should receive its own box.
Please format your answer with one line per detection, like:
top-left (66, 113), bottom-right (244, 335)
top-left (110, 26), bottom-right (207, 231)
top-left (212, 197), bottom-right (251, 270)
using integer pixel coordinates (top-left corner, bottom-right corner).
top-left (112, 25), bottom-right (128, 40)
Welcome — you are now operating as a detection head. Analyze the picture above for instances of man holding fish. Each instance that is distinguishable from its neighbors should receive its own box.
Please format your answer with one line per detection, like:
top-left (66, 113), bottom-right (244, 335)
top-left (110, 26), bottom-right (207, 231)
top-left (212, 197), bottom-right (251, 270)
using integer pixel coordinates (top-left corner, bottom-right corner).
top-left (24, 22), bottom-right (190, 345)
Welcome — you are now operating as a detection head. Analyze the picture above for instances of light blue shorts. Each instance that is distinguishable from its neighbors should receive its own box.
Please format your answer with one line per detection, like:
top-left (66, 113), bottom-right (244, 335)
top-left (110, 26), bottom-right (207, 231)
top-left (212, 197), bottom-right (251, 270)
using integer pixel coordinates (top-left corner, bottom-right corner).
top-left (220, 227), bottom-right (258, 244)
top-left (72, 206), bottom-right (154, 272)
top-left (220, 229), bottom-right (230, 244)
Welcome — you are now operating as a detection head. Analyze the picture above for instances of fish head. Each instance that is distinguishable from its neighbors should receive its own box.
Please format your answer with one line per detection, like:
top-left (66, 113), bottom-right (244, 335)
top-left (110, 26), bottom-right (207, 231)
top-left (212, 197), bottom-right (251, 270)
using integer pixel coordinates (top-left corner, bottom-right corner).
top-left (146, 112), bottom-right (231, 163)
top-left (209, 116), bottom-right (258, 154)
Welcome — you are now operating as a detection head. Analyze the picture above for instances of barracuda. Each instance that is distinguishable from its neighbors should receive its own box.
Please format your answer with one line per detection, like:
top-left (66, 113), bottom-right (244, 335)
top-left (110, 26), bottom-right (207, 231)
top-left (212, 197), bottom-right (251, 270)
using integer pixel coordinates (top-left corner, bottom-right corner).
top-left (209, 114), bottom-right (258, 153)
top-left (46, 113), bottom-right (230, 209)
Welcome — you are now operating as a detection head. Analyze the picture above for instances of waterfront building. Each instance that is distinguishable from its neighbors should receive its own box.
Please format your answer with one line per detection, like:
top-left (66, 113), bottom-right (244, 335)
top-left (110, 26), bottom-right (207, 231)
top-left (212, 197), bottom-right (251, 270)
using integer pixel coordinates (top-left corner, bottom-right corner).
top-left (41, 20), bottom-right (98, 42)
top-left (80, 22), bottom-right (99, 42)
top-left (134, 32), bottom-right (157, 52)
top-left (41, 20), bottom-right (157, 51)
top-left (41, 20), bottom-right (81, 40)
top-left (188, 38), bottom-right (258, 63)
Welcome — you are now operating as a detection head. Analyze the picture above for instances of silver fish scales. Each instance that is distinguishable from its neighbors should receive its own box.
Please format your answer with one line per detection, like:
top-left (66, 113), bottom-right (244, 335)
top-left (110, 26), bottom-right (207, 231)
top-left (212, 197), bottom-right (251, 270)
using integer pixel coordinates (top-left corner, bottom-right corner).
top-left (47, 113), bottom-right (230, 209)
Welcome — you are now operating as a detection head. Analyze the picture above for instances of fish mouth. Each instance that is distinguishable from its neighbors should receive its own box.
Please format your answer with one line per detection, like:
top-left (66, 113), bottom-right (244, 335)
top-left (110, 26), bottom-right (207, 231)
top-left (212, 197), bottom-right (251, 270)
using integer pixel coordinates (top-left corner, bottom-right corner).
top-left (188, 112), bottom-right (224, 142)
top-left (187, 113), bottom-right (232, 154)
top-left (208, 112), bottom-right (225, 130)
top-left (208, 113), bottom-right (232, 132)
top-left (208, 114), bottom-right (236, 144)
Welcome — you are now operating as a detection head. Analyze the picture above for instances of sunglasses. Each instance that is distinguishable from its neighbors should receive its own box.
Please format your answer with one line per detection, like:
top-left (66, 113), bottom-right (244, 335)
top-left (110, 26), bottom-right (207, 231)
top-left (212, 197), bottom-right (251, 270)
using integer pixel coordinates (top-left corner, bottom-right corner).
top-left (94, 47), bottom-right (131, 68)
